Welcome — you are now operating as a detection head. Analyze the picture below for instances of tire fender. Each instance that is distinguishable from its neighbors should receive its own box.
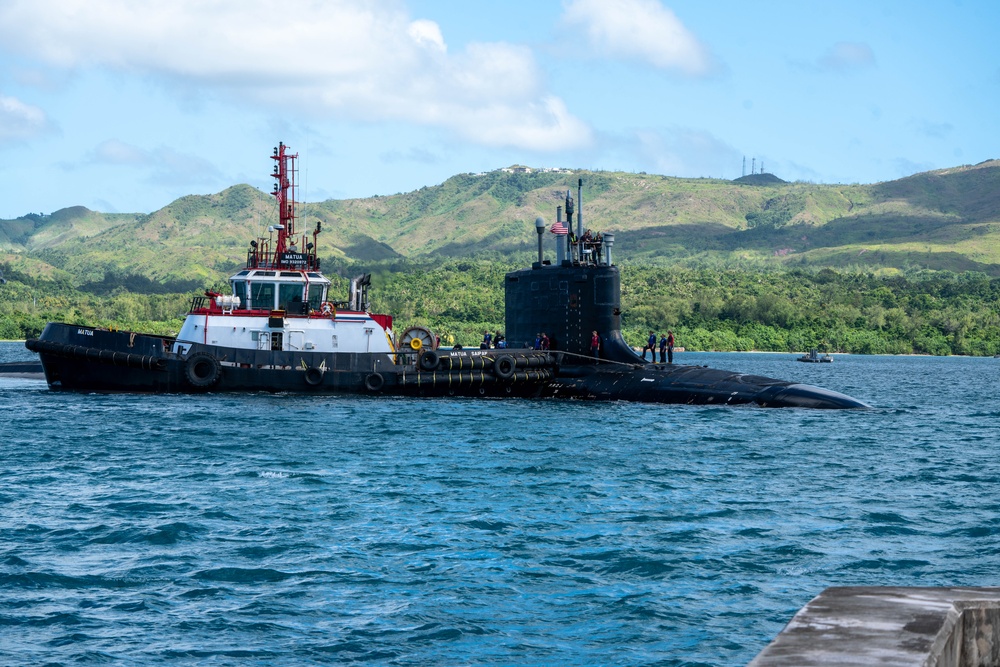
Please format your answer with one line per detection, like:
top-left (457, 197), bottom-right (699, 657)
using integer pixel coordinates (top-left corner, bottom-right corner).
top-left (493, 354), bottom-right (515, 380)
top-left (304, 366), bottom-right (325, 386)
top-left (419, 350), bottom-right (440, 372)
top-left (365, 372), bottom-right (385, 392)
top-left (184, 352), bottom-right (222, 388)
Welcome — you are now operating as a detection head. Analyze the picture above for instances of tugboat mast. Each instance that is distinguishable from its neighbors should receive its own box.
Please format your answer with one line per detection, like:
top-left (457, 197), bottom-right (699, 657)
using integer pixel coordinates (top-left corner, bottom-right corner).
top-left (271, 141), bottom-right (297, 257)
top-left (247, 142), bottom-right (321, 272)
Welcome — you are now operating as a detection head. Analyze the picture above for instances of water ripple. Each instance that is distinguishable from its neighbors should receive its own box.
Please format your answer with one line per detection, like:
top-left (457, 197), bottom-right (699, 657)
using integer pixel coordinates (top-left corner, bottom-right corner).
top-left (3, 348), bottom-right (1000, 665)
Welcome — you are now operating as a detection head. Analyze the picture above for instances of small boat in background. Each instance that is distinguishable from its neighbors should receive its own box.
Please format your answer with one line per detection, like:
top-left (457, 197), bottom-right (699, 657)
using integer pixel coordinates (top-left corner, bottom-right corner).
top-left (797, 349), bottom-right (833, 363)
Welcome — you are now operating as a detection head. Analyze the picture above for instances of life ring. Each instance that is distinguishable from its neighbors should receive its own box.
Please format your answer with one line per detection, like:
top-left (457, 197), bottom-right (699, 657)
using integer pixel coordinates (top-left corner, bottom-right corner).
top-left (320, 301), bottom-right (336, 317)
top-left (418, 350), bottom-right (440, 371)
top-left (184, 352), bottom-right (222, 388)
top-left (364, 372), bottom-right (384, 392)
top-left (493, 354), bottom-right (515, 380)
top-left (304, 366), bottom-right (325, 386)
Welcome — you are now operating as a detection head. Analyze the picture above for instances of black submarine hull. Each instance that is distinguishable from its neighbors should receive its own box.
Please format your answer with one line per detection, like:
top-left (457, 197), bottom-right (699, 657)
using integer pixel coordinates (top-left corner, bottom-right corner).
top-left (497, 245), bottom-right (868, 409)
top-left (24, 325), bottom-right (867, 408)
top-left (529, 359), bottom-right (867, 409)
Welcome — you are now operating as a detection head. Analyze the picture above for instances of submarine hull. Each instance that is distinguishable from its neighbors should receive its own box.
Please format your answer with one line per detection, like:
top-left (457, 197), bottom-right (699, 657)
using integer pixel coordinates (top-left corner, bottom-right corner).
top-left (528, 362), bottom-right (867, 409)
top-left (499, 255), bottom-right (867, 409)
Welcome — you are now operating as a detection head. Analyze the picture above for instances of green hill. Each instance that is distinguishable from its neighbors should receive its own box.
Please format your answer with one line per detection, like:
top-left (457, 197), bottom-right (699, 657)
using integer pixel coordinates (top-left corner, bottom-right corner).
top-left (2, 159), bottom-right (999, 288)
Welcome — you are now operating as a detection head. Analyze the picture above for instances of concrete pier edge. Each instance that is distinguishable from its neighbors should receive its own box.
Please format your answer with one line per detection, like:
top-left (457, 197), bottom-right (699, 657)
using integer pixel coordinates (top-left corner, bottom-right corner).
top-left (749, 587), bottom-right (1000, 667)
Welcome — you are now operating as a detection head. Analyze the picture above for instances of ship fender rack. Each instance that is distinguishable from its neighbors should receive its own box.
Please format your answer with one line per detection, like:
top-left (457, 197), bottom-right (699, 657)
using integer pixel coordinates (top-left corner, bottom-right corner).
top-left (400, 349), bottom-right (557, 389)
top-left (26, 338), bottom-right (168, 372)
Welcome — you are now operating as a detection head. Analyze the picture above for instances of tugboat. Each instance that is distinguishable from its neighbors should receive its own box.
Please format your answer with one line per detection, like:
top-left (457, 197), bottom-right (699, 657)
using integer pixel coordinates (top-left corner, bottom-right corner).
top-left (25, 144), bottom-right (868, 409)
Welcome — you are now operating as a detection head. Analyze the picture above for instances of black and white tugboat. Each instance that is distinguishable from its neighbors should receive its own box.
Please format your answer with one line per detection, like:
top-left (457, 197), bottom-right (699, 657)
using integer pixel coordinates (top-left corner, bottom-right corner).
top-left (26, 144), bottom-right (868, 408)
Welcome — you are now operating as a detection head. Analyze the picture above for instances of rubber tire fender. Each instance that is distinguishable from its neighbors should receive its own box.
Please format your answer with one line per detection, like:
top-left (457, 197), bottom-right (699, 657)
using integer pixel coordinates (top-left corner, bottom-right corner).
top-left (418, 350), bottom-right (440, 372)
top-left (184, 352), bottom-right (222, 388)
top-left (365, 372), bottom-right (385, 392)
top-left (304, 366), bottom-right (325, 386)
top-left (493, 354), bottom-right (516, 380)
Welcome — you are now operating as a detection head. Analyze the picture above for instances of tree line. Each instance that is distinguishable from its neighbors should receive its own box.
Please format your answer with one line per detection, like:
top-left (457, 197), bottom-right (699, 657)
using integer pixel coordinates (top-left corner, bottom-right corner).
top-left (3, 261), bottom-right (1000, 356)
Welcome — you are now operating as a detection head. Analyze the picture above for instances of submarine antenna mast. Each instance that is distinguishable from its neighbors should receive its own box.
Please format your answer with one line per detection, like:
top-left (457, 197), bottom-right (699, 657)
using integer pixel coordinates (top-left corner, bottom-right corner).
top-left (535, 217), bottom-right (546, 266)
top-left (557, 205), bottom-right (568, 264)
top-left (564, 190), bottom-right (575, 262)
top-left (576, 178), bottom-right (583, 242)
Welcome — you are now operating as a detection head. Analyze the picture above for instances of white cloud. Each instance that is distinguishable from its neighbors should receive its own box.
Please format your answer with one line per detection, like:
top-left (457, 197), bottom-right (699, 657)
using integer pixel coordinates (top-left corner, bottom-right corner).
top-left (912, 119), bottom-right (953, 139)
top-left (408, 20), bottom-right (447, 53)
top-left (90, 139), bottom-right (150, 165)
top-left (0, 93), bottom-right (52, 144)
top-left (631, 127), bottom-right (739, 177)
top-left (454, 96), bottom-right (591, 151)
top-left (380, 146), bottom-right (441, 165)
top-left (561, 0), bottom-right (715, 76)
top-left (79, 139), bottom-right (223, 186)
top-left (147, 146), bottom-right (224, 187)
top-left (818, 42), bottom-right (876, 72)
top-left (0, 0), bottom-right (591, 152)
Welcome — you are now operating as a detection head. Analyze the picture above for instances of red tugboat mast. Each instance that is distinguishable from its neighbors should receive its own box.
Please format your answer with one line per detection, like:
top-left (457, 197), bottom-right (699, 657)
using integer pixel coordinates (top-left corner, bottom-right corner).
top-left (271, 142), bottom-right (297, 257)
top-left (247, 143), bottom-right (320, 271)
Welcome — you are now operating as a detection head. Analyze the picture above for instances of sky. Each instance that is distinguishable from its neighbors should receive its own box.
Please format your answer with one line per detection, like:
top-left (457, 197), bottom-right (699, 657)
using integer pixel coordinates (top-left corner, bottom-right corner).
top-left (0, 0), bottom-right (997, 218)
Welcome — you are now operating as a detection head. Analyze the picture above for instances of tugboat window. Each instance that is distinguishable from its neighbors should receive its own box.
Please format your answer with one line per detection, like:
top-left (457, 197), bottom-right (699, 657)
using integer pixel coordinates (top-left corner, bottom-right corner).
top-left (231, 281), bottom-right (247, 308)
top-left (308, 284), bottom-right (325, 311)
top-left (278, 283), bottom-right (304, 312)
top-left (251, 282), bottom-right (275, 310)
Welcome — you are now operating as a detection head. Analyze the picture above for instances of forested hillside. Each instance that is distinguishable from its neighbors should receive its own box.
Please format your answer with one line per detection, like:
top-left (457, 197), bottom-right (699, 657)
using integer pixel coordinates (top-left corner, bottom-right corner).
top-left (4, 159), bottom-right (999, 282)
top-left (2, 159), bottom-right (999, 353)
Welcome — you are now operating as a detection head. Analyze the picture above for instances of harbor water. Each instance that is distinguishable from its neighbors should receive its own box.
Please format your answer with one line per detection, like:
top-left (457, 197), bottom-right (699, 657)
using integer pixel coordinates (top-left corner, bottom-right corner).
top-left (2, 341), bottom-right (999, 666)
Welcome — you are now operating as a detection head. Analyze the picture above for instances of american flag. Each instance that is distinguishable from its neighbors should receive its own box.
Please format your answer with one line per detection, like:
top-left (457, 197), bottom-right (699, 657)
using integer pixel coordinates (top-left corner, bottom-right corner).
top-left (550, 221), bottom-right (568, 235)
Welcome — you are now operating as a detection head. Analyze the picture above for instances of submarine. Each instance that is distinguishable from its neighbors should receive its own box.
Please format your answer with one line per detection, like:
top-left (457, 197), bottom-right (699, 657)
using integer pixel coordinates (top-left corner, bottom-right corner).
top-left (23, 143), bottom-right (868, 409)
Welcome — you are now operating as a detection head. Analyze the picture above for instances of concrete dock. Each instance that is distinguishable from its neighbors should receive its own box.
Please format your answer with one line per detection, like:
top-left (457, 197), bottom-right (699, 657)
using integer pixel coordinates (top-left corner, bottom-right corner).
top-left (750, 587), bottom-right (1000, 666)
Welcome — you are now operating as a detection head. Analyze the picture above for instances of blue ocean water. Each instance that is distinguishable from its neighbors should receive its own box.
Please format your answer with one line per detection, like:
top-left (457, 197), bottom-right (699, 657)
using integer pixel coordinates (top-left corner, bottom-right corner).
top-left (2, 341), bottom-right (999, 666)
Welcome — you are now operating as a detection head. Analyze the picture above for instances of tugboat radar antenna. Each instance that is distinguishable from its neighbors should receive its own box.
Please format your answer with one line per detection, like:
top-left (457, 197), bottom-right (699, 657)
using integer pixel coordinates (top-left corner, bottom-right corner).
top-left (270, 141), bottom-right (299, 259)
top-left (245, 143), bottom-right (319, 272)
